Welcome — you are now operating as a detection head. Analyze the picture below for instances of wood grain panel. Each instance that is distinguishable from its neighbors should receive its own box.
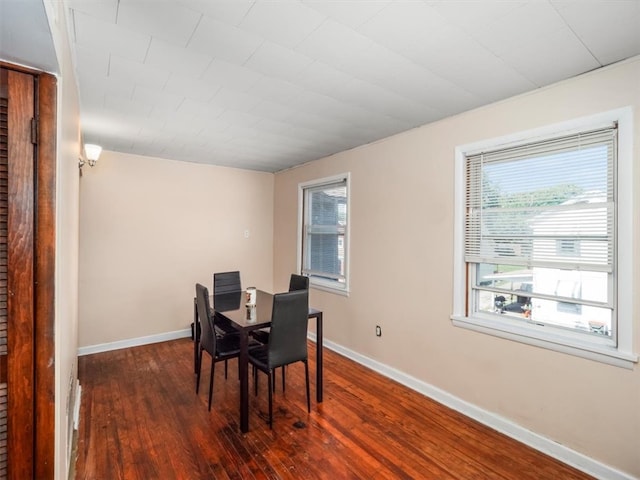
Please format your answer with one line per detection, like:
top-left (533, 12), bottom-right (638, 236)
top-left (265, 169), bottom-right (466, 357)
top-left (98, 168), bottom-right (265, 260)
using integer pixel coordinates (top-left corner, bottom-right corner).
top-left (34, 72), bottom-right (56, 480)
top-left (1, 75), bottom-right (8, 359)
top-left (0, 68), bottom-right (7, 480)
top-left (6, 68), bottom-right (35, 480)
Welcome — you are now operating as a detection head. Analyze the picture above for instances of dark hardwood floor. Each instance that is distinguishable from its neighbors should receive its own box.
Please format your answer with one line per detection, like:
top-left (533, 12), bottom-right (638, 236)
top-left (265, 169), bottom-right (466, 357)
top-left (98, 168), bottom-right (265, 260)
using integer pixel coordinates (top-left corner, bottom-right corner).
top-left (75, 338), bottom-right (593, 479)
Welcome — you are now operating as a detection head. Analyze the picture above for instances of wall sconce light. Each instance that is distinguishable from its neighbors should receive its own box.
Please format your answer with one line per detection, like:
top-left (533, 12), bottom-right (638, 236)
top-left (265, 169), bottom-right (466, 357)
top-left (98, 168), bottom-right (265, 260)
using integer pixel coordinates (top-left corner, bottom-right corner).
top-left (79, 143), bottom-right (102, 175)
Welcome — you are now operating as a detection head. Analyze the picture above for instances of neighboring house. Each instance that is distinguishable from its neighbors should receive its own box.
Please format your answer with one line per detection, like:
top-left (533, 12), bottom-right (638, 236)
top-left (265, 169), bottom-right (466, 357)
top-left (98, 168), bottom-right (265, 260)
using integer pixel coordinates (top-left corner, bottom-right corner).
top-left (529, 192), bottom-right (610, 335)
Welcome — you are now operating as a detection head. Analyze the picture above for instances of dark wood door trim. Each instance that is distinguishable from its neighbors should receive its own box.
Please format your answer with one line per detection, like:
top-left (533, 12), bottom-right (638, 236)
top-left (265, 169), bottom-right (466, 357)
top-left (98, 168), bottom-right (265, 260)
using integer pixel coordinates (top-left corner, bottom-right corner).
top-left (6, 68), bottom-right (36, 480)
top-left (34, 72), bottom-right (56, 480)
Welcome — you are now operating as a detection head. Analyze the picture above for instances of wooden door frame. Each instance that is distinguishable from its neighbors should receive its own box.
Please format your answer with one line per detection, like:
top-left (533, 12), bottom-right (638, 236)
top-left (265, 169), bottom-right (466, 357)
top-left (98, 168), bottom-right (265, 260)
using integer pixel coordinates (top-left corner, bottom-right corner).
top-left (1, 61), bottom-right (56, 479)
top-left (34, 69), bottom-right (56, 480)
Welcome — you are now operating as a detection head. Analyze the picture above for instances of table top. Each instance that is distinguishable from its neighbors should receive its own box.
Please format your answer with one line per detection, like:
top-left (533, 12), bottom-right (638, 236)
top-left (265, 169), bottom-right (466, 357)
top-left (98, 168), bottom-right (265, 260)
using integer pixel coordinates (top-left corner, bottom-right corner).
top-left (213, 290), bottom-right (272, 331)
top-left (213, 289), bottom-right (321, 331)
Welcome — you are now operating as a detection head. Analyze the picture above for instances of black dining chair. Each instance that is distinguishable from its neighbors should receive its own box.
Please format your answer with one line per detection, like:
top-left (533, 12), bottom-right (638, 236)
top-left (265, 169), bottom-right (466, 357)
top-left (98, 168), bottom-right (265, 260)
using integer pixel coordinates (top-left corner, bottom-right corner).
top-left (212, 271), bottom-right (242, 337)
top-left (252, 273), bottom-right (309, 346)
top-left (195, 283), bottom-right (242, 411)
top-left (213, 270), bottom-right (241, 294)
top-left (248, 289), bottom-right (310, 428)
top-left (195, 280), bottom-right (240, 379)
top-left (289, 273), bottom-right (309, 292)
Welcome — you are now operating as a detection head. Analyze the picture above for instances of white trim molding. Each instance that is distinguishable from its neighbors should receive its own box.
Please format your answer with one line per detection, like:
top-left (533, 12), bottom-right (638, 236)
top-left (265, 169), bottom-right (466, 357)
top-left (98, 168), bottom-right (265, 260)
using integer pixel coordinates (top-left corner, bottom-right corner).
top-left (312, 333), bottom-right (636, 480)
top-left (77, 328), bottom-right (191, 356)
top-left (297, 172), bottom-right (351, 296)
top-left (452, 107), bottom-right (636, 368)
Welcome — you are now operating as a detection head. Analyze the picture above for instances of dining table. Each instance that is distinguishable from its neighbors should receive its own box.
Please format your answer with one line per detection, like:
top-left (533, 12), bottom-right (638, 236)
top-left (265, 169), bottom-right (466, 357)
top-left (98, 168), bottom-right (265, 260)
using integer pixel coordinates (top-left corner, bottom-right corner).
top-left (194, 289), bottom-right (323, 433)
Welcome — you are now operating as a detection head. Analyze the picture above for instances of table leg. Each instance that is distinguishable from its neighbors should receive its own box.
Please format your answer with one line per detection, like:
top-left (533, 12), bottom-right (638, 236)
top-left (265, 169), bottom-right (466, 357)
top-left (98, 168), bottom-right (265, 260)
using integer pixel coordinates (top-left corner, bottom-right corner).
top-left (193, 298), bottom-right (198, 374)
top-left (316, 312), bottom-right (323, 403)
top-left (239, 330), bottom-right (249, 433)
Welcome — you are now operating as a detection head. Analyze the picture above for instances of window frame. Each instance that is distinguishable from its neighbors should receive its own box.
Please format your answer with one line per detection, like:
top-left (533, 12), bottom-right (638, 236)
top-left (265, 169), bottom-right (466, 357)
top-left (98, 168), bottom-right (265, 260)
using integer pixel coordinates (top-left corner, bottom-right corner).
top-left (452, 108), bottom-right (637, 369)
top-left (297, 173), bottom-right (351, 295)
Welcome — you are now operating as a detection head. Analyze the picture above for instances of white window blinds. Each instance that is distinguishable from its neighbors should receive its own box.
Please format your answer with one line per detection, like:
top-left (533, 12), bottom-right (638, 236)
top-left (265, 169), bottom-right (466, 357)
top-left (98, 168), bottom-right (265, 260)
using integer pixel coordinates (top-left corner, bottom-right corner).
top-left (465, 126), bottom-right (616, 272)
top-left (302, 178), bottom-right (347, 284)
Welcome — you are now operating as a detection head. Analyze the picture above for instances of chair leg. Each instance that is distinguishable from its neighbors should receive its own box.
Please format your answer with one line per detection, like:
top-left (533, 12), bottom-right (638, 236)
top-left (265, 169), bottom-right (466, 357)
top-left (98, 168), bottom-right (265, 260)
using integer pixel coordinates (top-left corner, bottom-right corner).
top-left (268, 370), bottom-right (273, 429)
top-left (281, 366), bottom-right (286, 393)
top-left (254, 365), bottom-right (259, 396)
top-left (195, 347), bottom-right (202, 394)
top-left (272, 371), bottom-right (276, 393)
top-left (304, 360), bottom-right (310, 413)
top-left (224, 359), bottom-right (228, 379)
top-left (208, 357), bottom-right (215, 411)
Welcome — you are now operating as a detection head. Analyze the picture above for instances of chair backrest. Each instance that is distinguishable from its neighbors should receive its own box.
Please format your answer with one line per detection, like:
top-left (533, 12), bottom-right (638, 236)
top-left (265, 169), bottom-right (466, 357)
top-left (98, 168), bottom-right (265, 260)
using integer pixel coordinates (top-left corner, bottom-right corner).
top-left (213, 271), bottom-right (241, 295)
top-left (288, 273), bottom-right (309, 292)
top-left (195, 283), bottom-right (216, 355)
top-left (268, 289), bottom-right (309, 369)
top-left (213, 290), bottom-right (242, 312)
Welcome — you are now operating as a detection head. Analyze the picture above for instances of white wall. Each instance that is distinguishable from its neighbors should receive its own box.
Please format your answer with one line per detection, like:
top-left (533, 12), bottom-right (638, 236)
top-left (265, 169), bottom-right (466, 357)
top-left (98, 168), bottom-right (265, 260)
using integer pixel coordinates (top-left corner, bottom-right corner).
top-left (273, 58), bottom-right (640, 478)
top-left (78, 153), bottom-right (274, 348)
top-left (43, 1), bottom-right (83, 478)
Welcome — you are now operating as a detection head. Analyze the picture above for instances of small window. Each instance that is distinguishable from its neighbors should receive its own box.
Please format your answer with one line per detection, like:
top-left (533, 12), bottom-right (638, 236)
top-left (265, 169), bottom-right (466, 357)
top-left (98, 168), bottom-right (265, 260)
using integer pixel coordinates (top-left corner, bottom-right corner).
top-left (452, 108), bottom-right (637, 368)
top-left (298, 174), bottom-right (349, 294)
top-left (556, 239), bottom-right (580, 257)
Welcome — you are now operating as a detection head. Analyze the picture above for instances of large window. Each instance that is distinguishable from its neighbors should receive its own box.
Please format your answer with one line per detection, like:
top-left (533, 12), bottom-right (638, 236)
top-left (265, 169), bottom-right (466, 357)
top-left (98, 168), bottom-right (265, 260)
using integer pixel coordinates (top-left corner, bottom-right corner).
top-left (453, 109), bottom-right (636, 368)
top-left (299, 174), bottom-right (349, 294)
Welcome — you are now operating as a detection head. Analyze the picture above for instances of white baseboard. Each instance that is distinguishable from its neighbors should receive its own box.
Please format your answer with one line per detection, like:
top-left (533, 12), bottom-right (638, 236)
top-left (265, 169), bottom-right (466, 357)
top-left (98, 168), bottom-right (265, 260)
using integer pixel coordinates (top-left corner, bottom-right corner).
top-left (312, 333), bottom-right (634, 480)
top-left (77, 328), bottom-right (191, 356)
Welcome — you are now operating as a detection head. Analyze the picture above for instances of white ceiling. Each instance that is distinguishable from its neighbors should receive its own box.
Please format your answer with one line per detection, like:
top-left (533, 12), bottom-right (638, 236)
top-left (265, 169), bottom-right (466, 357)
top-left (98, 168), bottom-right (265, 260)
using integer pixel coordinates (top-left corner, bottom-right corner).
top-left (6, 1), bottom-right (640, 173)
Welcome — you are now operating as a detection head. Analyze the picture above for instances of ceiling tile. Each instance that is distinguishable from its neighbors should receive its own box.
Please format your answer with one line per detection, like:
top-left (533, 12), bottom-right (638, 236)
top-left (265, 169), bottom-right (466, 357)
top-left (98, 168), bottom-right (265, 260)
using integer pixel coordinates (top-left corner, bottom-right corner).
top-left (360, 0), bottom-right (448, 40)
top-left (379, 29), bottom-right (535, 102)
top-left (176, 98), bottom-right (225, 120)
top-left (164, 73), bottom-right (219, 103)
top-left (329, 77), bottom-right (435, 126)
top-left (67, 0), bottom-right (119, 23)
top-left (162, 115), bottom-right (204, 137)
top-left (187, 15), bottom-right (263, 65)
top-left (73, 44), bottom-right (110, 77)
top-left (296, 18), bottom-right (375, 69)
top-left (248, 77), bottom-right (306, 107)
top-left (244, 42), bottom-right (313, 80)
top-left (201, 59), bottom-right (265, 92)
top-left (469, 2), bottom-right (571, 57)
top-left (497, 27), bottom-right (600, 86)
top-left (294, 61), bottom-right (357, 99)
top-left (302, 0), bottom-right (392, 29)
top-left (340, 43), bottom-right (476, 116)
top-left (428, 0), bottom-right (527, 30)
top-left (103, 93), bottom-right (153, 117)
top-left (552, 0), bottom-right (640, 65)
top-left (211, 88), bottom-right (261, 112)
top-left (175, 0), bottom-right (254, 25)
top-left (73, 10), bottom-right (150, 62)
top-left (117, 0), bottom-right (201, 46)
top-left (145, 38), bottom-right (213, 77)
top-left (109, 55), bottom-right (171, 90)
top-left (250, 100), bottom-right (297, 122)
top-left (76, 69), bottom-right (135, 109)
top-left (239, 0), bottom-right (326, 48)
top-left (132, 85), bottom-right (185, 113)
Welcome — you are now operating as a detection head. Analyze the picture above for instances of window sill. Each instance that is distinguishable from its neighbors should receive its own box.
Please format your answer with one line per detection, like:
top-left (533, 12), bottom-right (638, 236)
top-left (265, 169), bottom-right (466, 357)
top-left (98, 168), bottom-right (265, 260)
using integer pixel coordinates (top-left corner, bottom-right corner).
top-left (451, 314), bottom-right (638, 369)
top-left (310, 281), bottom-right (350, 297)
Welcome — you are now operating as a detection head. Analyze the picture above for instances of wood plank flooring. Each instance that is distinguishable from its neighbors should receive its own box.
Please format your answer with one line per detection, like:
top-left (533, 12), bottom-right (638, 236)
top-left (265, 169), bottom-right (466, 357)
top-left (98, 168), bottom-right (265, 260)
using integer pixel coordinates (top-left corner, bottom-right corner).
top-left (74, 338), bottom-right (594, 479)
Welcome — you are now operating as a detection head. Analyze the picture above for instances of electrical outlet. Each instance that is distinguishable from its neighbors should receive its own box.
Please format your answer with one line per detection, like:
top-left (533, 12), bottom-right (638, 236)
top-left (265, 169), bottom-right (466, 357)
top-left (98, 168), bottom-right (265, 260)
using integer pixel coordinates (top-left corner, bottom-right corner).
top-left (243, 229), bottom-right (250, 238)
top-left (375, 325), bottom-right (382, 337)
